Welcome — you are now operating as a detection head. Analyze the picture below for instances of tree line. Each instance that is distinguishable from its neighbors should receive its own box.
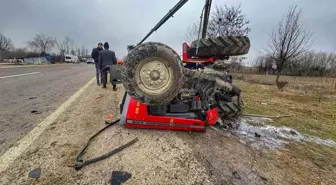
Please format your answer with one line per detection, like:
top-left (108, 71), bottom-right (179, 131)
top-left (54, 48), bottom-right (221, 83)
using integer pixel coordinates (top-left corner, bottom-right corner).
top-left (254, 51), bottom-right (336, 78)
top-left (0, 33), bottom-right (89, 62)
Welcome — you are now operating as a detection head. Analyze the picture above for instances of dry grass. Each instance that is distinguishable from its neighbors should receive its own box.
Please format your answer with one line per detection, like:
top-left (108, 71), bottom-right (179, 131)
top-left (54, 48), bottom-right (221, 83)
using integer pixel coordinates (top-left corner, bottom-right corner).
top-left (234, 74), bottom-right (336, 179)
top-left (234, 73), bottom-right (336, 141)
top-left (234, 73), bottom-right (336, 94)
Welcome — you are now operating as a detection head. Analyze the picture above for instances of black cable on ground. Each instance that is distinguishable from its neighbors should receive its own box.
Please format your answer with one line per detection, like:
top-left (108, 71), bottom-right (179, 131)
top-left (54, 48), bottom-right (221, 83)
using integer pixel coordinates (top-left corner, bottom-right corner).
top-left (70, 119), bottom-right (139, 170)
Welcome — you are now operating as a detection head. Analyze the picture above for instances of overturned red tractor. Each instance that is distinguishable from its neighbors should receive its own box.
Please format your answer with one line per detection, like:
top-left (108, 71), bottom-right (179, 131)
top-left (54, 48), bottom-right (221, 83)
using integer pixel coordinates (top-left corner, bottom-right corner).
top-left (118, 0), bottom-right (250, 131)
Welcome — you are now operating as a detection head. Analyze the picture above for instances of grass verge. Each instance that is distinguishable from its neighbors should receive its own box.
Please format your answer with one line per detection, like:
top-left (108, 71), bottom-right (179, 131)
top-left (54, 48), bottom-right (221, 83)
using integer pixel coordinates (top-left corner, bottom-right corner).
top-left (234, 74), bottom-right (336, 141)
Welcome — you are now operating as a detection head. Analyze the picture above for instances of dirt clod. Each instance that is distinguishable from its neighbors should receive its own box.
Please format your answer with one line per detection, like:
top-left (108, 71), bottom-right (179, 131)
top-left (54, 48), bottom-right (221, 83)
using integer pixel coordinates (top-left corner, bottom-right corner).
top-left (31, 110), bottom-right (42, 114)
top-left (232, 171), bottom-right (241, 179)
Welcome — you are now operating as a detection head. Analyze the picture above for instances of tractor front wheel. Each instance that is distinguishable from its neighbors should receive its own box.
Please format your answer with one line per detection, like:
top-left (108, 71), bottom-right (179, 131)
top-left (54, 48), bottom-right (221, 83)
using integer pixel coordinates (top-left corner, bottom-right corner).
top-left (121, 42), bottom-right (184, 105)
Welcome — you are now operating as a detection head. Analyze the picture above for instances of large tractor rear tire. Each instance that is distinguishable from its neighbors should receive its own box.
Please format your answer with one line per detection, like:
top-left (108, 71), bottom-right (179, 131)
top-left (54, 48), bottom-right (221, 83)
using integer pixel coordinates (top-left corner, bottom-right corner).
top-left (189, 36), bottom-right (250, 57)
top-left (122, 42), bottom-right (184, 105)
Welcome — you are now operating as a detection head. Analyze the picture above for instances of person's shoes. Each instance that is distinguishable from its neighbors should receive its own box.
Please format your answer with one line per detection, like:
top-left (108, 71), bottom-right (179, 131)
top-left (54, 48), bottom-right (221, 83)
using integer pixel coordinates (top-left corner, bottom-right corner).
top-left (102, 85), bottom-right (107, 88)
top-left (113, 85), bottom-right (117, 91)
top-left (97, 83), bottom-right (101, 86)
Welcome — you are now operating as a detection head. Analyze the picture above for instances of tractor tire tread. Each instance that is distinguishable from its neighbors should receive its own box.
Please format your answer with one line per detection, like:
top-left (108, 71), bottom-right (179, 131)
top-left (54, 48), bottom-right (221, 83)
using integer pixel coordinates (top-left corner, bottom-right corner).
top-left (189, 36), bottom-right (250, 57)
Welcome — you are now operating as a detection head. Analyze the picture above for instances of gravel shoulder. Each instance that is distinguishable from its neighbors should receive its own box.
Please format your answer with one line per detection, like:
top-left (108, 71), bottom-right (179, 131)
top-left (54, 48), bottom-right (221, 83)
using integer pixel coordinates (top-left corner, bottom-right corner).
top-left (0, 83), bottom-right (211, 185)
top-left (1, 82), bottom-right (335, 185)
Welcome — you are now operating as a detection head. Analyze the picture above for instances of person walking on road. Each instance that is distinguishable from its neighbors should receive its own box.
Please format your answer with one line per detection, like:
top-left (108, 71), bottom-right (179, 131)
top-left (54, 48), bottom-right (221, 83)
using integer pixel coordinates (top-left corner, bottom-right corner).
top-left (91, 43), bottom-right (103, 86)
top-left (98, 42), bottom-right (118, 90)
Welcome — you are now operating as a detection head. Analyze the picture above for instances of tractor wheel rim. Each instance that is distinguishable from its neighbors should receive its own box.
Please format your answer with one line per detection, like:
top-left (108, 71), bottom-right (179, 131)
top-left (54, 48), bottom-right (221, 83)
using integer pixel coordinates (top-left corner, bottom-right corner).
top-left (135, 57), bottom-right (173, 95)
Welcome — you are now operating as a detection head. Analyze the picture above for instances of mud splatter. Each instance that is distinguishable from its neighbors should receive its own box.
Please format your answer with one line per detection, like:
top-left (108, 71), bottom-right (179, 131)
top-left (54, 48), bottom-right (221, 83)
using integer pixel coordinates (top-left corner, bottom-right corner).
top-left (229, 117), bottom-right (336, 149)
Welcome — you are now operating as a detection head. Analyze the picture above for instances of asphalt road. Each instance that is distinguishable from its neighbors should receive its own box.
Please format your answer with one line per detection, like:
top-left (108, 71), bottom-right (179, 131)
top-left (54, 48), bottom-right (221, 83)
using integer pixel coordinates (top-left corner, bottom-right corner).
top-left (0, 63), bottom-right (96, 156)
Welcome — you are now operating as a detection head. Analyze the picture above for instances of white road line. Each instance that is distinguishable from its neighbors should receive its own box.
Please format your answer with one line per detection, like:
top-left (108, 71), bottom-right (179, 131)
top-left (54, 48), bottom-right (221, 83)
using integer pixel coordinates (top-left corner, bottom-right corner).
top-left (0, 64), bottom-right (66, 69)
top-left (0, 77), bottom-right (95, 174)
top-left (0, 72), bottom-right (41, 79)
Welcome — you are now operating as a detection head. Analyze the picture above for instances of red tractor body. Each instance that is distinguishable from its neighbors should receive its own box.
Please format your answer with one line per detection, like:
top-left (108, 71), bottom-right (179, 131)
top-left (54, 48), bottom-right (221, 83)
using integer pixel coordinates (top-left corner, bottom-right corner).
top-left (120, 94), bottom-right (218, 132)
top-left (182, 42), bottom-right (216, 64)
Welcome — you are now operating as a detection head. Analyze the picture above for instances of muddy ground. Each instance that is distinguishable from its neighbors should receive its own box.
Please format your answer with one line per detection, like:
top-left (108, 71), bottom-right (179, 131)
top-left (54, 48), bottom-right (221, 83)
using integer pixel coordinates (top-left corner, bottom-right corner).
top-left (0, 82), bottom-right (335, 185)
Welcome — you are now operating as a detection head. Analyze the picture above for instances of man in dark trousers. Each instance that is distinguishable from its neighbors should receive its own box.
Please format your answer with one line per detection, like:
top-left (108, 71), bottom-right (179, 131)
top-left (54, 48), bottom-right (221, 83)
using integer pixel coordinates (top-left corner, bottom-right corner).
top-left (99, 42), bottom-right (118, 90)
top-left (91, 43), bottom-right (103, 85)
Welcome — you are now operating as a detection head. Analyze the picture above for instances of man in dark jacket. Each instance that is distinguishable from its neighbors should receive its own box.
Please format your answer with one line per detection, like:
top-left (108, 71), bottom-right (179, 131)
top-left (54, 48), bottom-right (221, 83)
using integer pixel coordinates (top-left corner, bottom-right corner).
top-left (91, 43), bottom-right (103, 85)
top-left (98, 42), bottom-right (118, 90)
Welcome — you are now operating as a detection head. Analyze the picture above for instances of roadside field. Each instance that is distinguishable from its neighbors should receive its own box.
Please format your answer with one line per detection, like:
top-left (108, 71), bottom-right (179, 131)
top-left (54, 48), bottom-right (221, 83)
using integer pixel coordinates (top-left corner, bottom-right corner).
top-left (233, 73), bottom-right (336, 141)
top-left (230, 73), bottom-right (336, 185)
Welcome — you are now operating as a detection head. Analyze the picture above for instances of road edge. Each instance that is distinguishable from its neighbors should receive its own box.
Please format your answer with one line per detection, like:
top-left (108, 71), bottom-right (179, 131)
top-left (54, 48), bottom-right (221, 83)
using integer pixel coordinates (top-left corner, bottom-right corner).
top-left (0, 77), bottom-right (95, 174)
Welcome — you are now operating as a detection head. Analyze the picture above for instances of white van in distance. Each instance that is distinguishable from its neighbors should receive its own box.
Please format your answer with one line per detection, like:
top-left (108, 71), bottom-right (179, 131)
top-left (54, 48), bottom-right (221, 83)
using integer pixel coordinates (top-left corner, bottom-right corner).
top-left (65, 55), bottom-right (79, 63)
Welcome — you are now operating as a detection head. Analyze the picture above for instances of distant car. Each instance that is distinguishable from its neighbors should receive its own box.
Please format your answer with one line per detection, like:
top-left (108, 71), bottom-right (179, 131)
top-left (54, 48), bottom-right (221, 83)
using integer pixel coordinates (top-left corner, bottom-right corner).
top-left (79, 57), bottom-right (87, 63)
top-left (86, 58), bottom-right (95, 64)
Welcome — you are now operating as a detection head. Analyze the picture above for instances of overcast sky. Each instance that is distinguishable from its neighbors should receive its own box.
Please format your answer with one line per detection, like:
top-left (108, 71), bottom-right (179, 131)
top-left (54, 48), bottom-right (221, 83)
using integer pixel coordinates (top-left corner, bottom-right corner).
top-left (1, 0), bottom-right (335, 63)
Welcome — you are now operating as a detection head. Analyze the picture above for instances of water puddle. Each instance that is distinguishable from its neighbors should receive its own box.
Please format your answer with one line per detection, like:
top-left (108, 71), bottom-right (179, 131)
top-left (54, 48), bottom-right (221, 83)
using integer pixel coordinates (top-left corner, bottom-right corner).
top-left (228, 117), bottom-right (336, 150)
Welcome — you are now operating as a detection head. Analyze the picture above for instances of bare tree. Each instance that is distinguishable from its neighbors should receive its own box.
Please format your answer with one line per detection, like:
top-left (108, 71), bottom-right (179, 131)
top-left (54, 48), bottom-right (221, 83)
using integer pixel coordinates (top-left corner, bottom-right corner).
top-left (62, 36), bottom-right (74, 54)
top-left (268, 5), bottom-right (313, 87)
top-left (207, 4), bottom-right (250, 37)
top-left (185, 22), bottom-right (201, 43)
top-left (11, 48), bottom-right (28, 58)
top-left (56, 36), bottom-right (74, 55)
top-left (85, 48), bottom-right (88, 57)
top-left (296, 51), bottom-right (315, 76)
top-left (254, 54), bottom-right (276, 75)
top-left (76, 46), bottom-right (81, 56)
top-left (55, 39), bottom-right (66, 61)
top-left (27, 33), bottom-right (56, 54)
top-left (81, 46), bottom-right (87, 57)
top-left (0, 33), bottom-right (14, 51)
top-left (0, 34), bottom-right (14, 59)
top-left (70, 49), bottom-right (75, 55)
top-left (185, 4), bottom-right (250, 42)
top-left (70, 39), bottom-right (75, 55)
top-left (55, 36), bottom-right (76, 62)
top-left (330, 54), bottom-right (336, 77)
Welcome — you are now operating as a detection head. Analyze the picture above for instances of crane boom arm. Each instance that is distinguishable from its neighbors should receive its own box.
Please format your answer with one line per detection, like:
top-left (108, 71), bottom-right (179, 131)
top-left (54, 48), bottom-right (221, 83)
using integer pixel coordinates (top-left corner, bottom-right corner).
top-left (201, 0), bottom-right (212, 39)
top-left (137, 0), bottom-right (212, 45)
top-left (138, 0), bottom-right (189, 45)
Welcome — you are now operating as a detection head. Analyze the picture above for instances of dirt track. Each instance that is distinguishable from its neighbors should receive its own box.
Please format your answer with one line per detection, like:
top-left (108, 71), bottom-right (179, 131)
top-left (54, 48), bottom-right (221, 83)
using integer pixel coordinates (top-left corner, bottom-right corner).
top-left (0, 82), bottom-right (335, 185)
